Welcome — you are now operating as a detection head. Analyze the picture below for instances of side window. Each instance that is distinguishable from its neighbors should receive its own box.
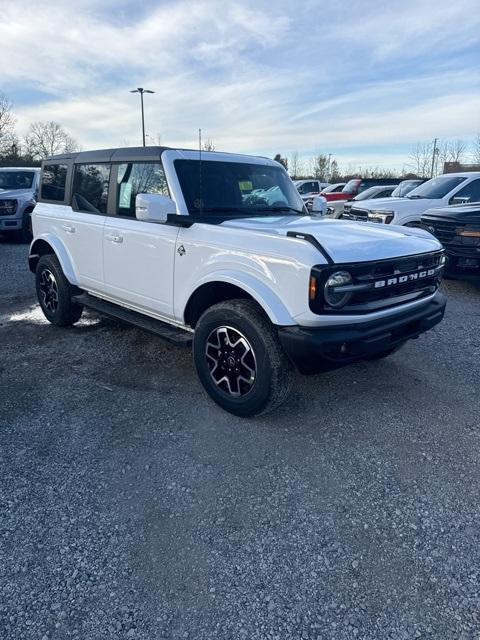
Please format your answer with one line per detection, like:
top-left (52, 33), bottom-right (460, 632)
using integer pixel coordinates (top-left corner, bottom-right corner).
top-left (116, 162), bottom-right (169, 217)
top-left (41, 164), bottom-right (68, 202)
top-left (374, 189), bottom-right (391, 198)
top-left (451, 179), bottom-right (480, 204)
top-left (73, 164), bottom-right (110, 214)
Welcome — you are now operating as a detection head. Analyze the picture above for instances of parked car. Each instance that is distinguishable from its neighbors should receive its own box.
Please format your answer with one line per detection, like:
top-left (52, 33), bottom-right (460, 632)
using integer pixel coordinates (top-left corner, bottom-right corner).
top-left (391, 179), bottom-right (427, 197)
top-left (294, 179), bottom-right (330, 200)
top-left (422, 203), bottom-right (480, 277)
top-left (0, 167), bottom-right (40, 242)
top-left (342, 172), bottom-right (480, 226)
top-left (331, 185), bottom-right (398, 219)
top-left (29, 146), bottom-right (446, 416)
top-left (304, 183), bottom-right (346, 211)
top-left (322, 177), bottom-right (402, 202)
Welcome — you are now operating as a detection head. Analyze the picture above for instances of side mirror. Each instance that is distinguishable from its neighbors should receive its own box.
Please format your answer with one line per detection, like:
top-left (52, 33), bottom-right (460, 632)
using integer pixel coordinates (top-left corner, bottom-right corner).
top-left (135, 193), bottom-right (176, 222)
top-left (311, 195), bottom-right (328, 217)
top-left (450, 196), bottom-right (469, 205)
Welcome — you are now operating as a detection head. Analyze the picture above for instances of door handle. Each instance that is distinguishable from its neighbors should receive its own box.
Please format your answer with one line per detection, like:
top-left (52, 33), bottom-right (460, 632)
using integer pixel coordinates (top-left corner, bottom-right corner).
top-left (62, 224), bottom-right (75, 234)
top-left (106, 233), bottom-right (123, 244)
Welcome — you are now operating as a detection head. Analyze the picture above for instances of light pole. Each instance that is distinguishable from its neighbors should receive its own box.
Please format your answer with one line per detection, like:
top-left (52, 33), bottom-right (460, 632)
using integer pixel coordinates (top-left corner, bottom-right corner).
top-left (130, 87), bottom-right (155, 147)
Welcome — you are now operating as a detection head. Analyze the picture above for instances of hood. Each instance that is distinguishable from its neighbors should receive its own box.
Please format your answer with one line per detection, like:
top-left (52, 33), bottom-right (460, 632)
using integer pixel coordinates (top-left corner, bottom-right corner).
top-left (221, 215), bottom-right (442, 264)
top-left (422, 204), bottom-right (480, 224)
top-left (354, 196), bottom-right (441, 213)
top-left (0, 188), bottom-right (35, 199)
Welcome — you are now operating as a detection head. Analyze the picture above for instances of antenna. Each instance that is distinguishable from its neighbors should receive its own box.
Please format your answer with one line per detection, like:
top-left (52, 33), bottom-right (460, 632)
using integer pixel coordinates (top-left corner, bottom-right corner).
top-left (198, 128), bottom-right (203, 216)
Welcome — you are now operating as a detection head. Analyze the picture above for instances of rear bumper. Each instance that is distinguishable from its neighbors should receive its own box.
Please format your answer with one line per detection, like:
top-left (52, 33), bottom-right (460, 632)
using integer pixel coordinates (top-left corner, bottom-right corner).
top-left (278, 292), bottom-right (446, 374)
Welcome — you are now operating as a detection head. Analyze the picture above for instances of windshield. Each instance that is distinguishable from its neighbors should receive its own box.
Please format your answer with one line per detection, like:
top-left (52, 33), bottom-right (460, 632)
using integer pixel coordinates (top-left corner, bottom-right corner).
top-left (391, 180), bottom-right (422, 197)
top-left (407, 176), bottom-right (466, 199)
top-left (341, 179), bottom-right (361, 194)
top-left (0, 170), bottom-right (35, 191)
top-left (353, 186), bottom-right (390, 201)
top-left (175, 159), bottom-right (305, 218)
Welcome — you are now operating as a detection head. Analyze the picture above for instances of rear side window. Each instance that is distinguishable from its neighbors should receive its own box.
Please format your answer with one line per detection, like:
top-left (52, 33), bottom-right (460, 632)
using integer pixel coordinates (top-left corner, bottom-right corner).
top-left (116, 162), bottom-right (169, 217)
top-left (41, 164), bottom-right (68, 201)
top-left (73, 164), bottom-right (110, 213)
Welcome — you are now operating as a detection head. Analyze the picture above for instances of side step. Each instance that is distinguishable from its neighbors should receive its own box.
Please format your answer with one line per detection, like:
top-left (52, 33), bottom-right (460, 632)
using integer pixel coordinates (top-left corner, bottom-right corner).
top-left (73, 293), bottom-right (192, 346)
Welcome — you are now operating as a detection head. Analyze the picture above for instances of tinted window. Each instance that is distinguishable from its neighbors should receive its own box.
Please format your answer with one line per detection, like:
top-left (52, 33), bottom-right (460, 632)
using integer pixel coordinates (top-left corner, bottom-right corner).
top-left (451, 179), bottom-right (480, 204)
top-left (117, 162), bottom-right (169, 217)
top-left (41, 165), bottom-right (67, 201)
top-left (175, 159), bottom-right (304, 217)
top-left (0, 170), bottom-right (35, 191)
top-left (73, 164), bottom-right (110, 213)
top-left (373, 188), bottom-right (394, 198)
top-left (391, 180), bottom-right (422, 197)
top-left (407, 176), bottom-right (466, 199)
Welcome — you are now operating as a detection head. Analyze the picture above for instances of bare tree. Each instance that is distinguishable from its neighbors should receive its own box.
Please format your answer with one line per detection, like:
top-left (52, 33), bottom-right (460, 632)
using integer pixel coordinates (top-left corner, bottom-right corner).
top-left (289, 151), bottom-right (303, 179)
top-left (0, 93), bottom-right (17, 158)
top-left (203, 139), bottom-right (215, 152)
top-left (24, 121), bottom-right (78, 160)
top-left (472, 133), bottom-right (480, 164)
top-left (438, 139), bottom-right (466, 169)
top-left (329, 159), bottom-right (340, 181)
top-left (408, 142), bottom-right (434, 177)
top-left (312, 154), bottom-right (330, 181)
top-left (273, 153), bottom-right (288, 170)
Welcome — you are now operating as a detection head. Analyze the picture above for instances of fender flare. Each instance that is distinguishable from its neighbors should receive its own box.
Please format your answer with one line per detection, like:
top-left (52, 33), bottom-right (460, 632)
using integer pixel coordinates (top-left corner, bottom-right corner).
top-left (29, 233), bottom-right (79, 285)
top-left (183, 270), bottom-right (296, 326)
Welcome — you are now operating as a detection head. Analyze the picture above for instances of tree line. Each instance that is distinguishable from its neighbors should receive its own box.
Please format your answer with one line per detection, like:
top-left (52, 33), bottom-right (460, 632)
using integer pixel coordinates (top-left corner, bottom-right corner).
top-left (0, 93), bottom-right (78, 165)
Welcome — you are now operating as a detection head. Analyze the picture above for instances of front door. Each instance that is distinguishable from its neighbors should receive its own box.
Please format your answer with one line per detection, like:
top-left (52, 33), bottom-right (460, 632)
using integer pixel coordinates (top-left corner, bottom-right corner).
top-left (102, 161), bottom-right (179, 320)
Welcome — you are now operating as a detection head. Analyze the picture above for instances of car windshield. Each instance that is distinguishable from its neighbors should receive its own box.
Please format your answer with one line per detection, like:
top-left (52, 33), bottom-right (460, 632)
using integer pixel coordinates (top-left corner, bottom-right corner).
top-left (341, 179), bottom-right (360, 194)
top-left (353, 186), bottom-right (389, 201)
top-left (0, 170), bottom-right (35, 191)
top-left (406, 176), bottom-right (466, 199)
top-left (391, 180), bottom-right (422, 197)
top-left (175, 159), bottom-right (305, 218)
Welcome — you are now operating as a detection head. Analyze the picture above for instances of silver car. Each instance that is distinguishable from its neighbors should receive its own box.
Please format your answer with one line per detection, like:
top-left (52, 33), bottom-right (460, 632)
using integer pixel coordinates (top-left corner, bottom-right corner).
top-left (0, 167), bottom-right (40, 242)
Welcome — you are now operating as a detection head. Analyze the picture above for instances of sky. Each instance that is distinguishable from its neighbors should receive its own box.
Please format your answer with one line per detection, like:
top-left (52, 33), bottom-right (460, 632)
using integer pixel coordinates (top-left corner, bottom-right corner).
top-left (1, 0), bottom-right (479, 171)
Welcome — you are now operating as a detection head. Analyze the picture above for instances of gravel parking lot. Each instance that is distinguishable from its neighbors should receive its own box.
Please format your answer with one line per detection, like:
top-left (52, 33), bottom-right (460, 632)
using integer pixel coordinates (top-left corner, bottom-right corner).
top-left (1, 236), bottom-right (479, 640)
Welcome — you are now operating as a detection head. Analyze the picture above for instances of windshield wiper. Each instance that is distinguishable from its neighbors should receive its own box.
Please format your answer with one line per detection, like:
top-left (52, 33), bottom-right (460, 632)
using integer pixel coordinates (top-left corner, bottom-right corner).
top-left (407, 195), bottom-right (425, 199)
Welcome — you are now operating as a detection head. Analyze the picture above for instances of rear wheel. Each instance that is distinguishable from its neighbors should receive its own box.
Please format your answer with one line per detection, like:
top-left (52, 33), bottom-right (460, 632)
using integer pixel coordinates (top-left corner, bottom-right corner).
top-left (193, 299), bottom-right (294, 416)
top-left (35, 254), bottom-right (83, 326)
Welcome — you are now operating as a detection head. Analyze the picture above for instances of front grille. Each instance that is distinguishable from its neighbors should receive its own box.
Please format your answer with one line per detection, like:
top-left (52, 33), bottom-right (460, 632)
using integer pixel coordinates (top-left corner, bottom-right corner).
top-left (424, 220), bottom-right (459, 244)
top-left (310, 251), bottom-right (444, 314)
top-left (341, 207), bottom-right (368, 221)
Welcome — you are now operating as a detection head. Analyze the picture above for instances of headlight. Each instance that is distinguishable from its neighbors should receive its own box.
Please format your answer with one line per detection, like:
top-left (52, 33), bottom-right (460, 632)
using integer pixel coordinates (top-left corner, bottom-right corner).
top-left (0, 199), bottom-right (18, 215)
top-left (367, 210), bottom-right (394, 224)
top-left (459, 226), bottom-right (480, 246)
top-left (324, 271), bottom-right (353, 308)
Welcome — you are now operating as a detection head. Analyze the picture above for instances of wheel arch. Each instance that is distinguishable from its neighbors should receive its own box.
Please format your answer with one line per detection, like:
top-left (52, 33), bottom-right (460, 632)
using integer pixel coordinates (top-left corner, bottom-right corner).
top-left (182, 273), bottom-right (295, 328)
top-left (28, 234), bottom-right (78, 285)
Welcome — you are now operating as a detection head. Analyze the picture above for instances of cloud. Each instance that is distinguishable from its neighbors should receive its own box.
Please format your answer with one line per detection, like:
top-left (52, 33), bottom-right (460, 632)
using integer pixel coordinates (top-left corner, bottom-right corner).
top-left (2, 0), bottom-right (480, 170)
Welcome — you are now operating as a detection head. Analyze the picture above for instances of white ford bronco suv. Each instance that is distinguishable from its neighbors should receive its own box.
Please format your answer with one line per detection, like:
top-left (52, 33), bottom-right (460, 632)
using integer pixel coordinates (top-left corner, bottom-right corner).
top-left (29, 147), bottom-right (447, 416)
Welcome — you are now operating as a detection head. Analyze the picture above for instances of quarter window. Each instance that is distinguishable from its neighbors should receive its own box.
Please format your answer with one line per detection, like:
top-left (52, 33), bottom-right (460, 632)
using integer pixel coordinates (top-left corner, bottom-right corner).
top-left (41, 164), bottom-right (68, 201)
top-left (116, 162), bottom-right (169, 217)
top-left (73, 164), bottom-right (110, 213)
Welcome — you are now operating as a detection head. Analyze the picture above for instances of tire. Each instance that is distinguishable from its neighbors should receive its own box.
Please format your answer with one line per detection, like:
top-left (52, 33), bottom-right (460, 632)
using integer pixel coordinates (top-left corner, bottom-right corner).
top-left (16, 210), bottom-right (33, 243)
top-left (363, 343), bottom-right (404, 361)
top-left (35, 254), bottom-right (83, 326)
top-left (193, 299), bottom-right (294, 417)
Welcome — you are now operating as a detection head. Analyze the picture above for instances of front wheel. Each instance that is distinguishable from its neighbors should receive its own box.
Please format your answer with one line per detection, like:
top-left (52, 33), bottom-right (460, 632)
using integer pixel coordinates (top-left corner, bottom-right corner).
top-left (193, 300), bottom-right (294, 416)
top-left (35, 254), bottom-right (83, 326)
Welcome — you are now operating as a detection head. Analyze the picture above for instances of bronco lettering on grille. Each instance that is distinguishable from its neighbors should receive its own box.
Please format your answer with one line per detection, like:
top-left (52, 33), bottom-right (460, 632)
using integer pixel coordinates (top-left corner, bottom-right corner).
top-left (374, 268), bottom-right (435, 289)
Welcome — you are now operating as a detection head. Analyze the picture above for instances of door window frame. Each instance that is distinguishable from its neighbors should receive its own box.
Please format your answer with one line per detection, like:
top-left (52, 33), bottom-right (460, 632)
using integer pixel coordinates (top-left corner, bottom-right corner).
top-left (110, 161), bottom-right (171, 220)
top-left (71, 162), bottom-right (115, 215)
top-left (39, 159), bottom-right (74, 206)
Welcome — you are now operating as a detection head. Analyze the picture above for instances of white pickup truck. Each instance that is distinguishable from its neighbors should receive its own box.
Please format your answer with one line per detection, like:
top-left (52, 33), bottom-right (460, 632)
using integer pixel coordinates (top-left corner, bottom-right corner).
top-left (29, 147), bottom-right (446, 416)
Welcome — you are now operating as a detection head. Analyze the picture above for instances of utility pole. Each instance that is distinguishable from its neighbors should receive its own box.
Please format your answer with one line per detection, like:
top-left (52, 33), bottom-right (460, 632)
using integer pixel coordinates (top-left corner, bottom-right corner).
top-left (430, 138), bottom-right (438, 178)
top-left (130, 88), bottom-right (155, 147)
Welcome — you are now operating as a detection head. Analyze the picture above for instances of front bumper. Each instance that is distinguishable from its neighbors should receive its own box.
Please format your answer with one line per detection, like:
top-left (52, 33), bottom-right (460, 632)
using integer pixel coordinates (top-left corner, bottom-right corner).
top-left (0, 216), bottom-right (21, 231)
top-left (444, 247), bottom-right (480, 278)
top-left (278, 292), bottom-right (446, 374)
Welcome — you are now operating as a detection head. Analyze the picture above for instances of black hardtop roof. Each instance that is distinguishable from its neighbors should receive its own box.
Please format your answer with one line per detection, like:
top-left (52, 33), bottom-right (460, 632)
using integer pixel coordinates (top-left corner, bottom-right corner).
top-left (44, 146), bottom-right (173, 164)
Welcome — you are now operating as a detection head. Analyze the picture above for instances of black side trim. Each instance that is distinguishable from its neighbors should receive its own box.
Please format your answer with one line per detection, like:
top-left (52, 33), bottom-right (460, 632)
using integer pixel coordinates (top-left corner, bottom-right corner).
top-left (166, 214), bottom-right (195, 227)
top-left (286, 231), bottom-right (334, 264)
top-left (73, 294), bottom-right (192, 345)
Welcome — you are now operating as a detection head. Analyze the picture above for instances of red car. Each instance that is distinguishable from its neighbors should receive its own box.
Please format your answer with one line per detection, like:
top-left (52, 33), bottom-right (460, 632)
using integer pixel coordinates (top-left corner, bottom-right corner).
top-left (321, 177), bottom-right (402, 202)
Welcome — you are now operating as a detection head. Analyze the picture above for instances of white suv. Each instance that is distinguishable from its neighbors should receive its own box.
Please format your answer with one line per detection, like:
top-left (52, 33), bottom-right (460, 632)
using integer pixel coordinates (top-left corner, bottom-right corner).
top-left (342, 173), bottom-right (480, 226)
top-left (29, 147), bottom-right (446, 416)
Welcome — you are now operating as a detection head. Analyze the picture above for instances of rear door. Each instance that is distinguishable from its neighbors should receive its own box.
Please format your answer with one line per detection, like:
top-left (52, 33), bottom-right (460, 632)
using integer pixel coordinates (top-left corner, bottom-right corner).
top-left (102, 161), bottom-right (179, 320)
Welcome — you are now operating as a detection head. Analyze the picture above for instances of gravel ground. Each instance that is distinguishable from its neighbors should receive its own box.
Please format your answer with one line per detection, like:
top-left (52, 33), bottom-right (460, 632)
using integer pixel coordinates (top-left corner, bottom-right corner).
top-left (1, 236), bottom-right (480, 640)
